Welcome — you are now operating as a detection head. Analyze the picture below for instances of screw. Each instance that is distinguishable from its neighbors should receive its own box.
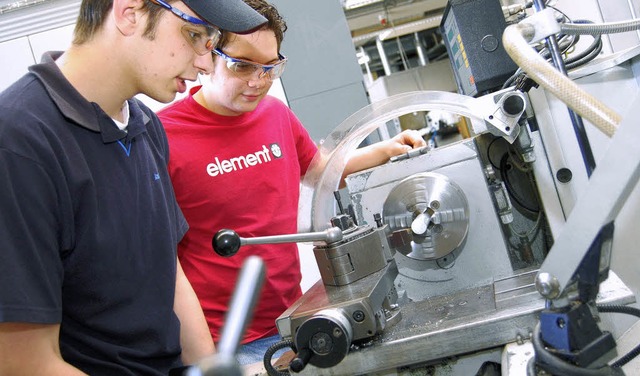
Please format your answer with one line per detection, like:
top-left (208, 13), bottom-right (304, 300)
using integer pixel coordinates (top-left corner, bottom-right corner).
top-left (536, 272), bottom-right (560, 299)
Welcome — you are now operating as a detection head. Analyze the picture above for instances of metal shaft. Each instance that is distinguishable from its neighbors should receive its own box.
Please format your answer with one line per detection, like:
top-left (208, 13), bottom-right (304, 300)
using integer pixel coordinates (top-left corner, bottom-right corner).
top-left (217, 256), bottom-right (266, 356)
top-left (532, 0), bottom-right (596, 177)
top-left (191, 256), bottom-right (267, 376)
top-left (240, 227), bottom-right (343, 246)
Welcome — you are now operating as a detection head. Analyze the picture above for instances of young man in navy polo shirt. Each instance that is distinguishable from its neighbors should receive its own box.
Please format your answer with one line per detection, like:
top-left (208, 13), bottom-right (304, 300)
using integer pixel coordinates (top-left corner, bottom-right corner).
top-left (0, 0), bottom-right (265, 374)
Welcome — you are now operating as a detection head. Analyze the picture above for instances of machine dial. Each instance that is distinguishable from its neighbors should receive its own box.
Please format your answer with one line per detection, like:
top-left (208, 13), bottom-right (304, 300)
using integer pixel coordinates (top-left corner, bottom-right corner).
top-left (294, 309), bottom-right (353, 369)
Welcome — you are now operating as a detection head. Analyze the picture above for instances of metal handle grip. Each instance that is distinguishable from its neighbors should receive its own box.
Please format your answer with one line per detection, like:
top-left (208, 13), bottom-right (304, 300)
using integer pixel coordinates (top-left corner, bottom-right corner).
top-left (212, 227), bottom-right (343, 257)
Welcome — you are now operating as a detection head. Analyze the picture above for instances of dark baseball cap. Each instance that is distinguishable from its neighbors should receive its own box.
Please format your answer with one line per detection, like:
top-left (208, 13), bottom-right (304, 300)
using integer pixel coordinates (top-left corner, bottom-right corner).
top-left (182, 0), bottom-right (267, 33)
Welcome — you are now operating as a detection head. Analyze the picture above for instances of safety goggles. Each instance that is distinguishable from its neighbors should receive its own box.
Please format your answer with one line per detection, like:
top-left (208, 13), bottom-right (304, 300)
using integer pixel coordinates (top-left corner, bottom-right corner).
top-left (213, 48), bottom-right (288, 81)
top-left (149, 0), bottom-right (221, 56)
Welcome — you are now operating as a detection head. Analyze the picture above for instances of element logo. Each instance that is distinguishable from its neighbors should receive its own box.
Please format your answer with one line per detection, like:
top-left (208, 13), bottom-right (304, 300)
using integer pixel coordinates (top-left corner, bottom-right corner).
top-left (270, 143), bottom-right (283, 158)
top-left (206, 144), bottom-right (282, 177)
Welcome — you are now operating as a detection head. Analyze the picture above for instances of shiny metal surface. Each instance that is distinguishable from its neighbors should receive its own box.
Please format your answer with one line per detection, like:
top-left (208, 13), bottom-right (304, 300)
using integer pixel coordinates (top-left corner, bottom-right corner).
top-left (276, 262), bottom-right (400, 344)
top-left (535, 272), bottom-right (560, 299)
top-left (295, 309), bottom-right (354, 368)
top-left (298, 89), bottom-right (518, 233)
top-left (294, 272), bottom-right (634, 376)
top-left (313, 225), bottom-right (392, 286)
top-left (484, 91), bottom-right (526, 144)
top-left (285, 44), bottom-right (640, 375)
top-left (537, 93), bottom-right (640, 298)
top-left (241, 227), bottom-right (343, 245)
top-left (347, 139), bottom-right (513, 302)
top-left (382, 172), bottom-right (469, 260)
top-left (216, 256), bottom-right (265, 357)
top-left (569, 44), bottom-right (640, 79)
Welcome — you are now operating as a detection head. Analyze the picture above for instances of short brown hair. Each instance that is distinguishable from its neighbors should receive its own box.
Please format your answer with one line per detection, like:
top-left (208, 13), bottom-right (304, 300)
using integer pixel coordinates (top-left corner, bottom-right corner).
top-left (72, 0), bottom-right (167, 45)
top-left (217, 0), bottom-right (287, 51)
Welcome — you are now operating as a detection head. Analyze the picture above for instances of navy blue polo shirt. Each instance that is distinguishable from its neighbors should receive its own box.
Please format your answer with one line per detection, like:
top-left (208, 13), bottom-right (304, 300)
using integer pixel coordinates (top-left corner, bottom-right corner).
top-left (0, 52), bottom-right (188, 375)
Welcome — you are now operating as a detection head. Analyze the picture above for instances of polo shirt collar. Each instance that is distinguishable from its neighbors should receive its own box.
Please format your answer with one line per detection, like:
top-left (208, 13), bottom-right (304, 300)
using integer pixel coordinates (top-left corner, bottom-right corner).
top-left (28, 51), bottom-right (151, 143)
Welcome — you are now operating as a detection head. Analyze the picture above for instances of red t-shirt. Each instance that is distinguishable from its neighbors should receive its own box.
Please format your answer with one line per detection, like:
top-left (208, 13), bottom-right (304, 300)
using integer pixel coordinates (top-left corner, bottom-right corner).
top-left (159, 86), bottom-right (318, 343)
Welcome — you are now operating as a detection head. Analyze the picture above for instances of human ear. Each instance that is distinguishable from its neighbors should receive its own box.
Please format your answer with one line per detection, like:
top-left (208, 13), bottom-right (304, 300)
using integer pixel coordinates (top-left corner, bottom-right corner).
top-left (113, 0), bottom-right (146, 36)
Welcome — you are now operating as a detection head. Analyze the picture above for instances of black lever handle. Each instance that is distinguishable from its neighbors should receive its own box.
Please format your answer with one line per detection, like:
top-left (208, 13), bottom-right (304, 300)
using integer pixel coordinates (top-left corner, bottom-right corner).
top-left (212, 229), bottom-right (242, 257)
top-left (289, 347), bottom-right (313, 373)
top-left (212, 227), bottom-right (344, 257)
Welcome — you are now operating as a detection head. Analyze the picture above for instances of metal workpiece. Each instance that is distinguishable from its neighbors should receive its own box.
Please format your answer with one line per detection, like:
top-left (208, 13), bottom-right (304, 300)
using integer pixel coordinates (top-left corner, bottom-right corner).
top-left (410, 208), bottom-right (435, 236)
top-left (313, 225), bottom-right (392, 286)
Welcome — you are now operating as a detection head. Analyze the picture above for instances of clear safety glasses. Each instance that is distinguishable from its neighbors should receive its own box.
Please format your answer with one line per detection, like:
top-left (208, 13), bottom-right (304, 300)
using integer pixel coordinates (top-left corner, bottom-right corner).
top-left (213, 48), bottom-right (288, 81)
top-left (149, 0), bottom-right (221, 56)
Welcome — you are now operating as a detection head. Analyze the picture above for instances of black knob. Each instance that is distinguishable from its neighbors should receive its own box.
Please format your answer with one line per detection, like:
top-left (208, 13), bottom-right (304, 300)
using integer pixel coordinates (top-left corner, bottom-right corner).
top-left (290, 347), bottom-right (312, 373)
top-left (212, 229), bottom-right (242, 257)
top-left (503, 95), bottom-right (525, 116)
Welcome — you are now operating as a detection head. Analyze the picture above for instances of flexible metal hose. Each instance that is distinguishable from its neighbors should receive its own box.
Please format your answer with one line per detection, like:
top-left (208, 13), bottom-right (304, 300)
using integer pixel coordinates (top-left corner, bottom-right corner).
top-left (561, 19), bottom-right (640, 35)
top-left (502, 23), bottom-right (620, 137)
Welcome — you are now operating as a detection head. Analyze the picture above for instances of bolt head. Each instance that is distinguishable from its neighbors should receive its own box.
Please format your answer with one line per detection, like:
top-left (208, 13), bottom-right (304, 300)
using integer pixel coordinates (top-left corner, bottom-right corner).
top-left (536, 272), bottom-right (560, 299)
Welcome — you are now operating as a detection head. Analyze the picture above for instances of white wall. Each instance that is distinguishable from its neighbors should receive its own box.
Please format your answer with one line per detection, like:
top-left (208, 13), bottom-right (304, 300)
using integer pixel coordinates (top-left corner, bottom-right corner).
top-left (0, 24), bottom-right (76, 92)
top-left (0, 37), bottom-right (35, 90)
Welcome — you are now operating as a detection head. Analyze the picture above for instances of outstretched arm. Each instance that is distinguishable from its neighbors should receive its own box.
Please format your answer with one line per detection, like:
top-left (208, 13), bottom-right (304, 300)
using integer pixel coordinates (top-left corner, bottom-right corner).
top-left (341, 129), bottom-right (426, 185)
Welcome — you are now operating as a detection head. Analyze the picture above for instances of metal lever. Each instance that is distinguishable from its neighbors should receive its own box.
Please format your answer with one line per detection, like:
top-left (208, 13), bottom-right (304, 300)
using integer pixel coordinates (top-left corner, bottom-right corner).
top-left (186, 256), bottom-right (266, 376)
top-left (212, 227), bottom-right (344, 257)
top-left (290, 347), bottom-right (313, 373)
